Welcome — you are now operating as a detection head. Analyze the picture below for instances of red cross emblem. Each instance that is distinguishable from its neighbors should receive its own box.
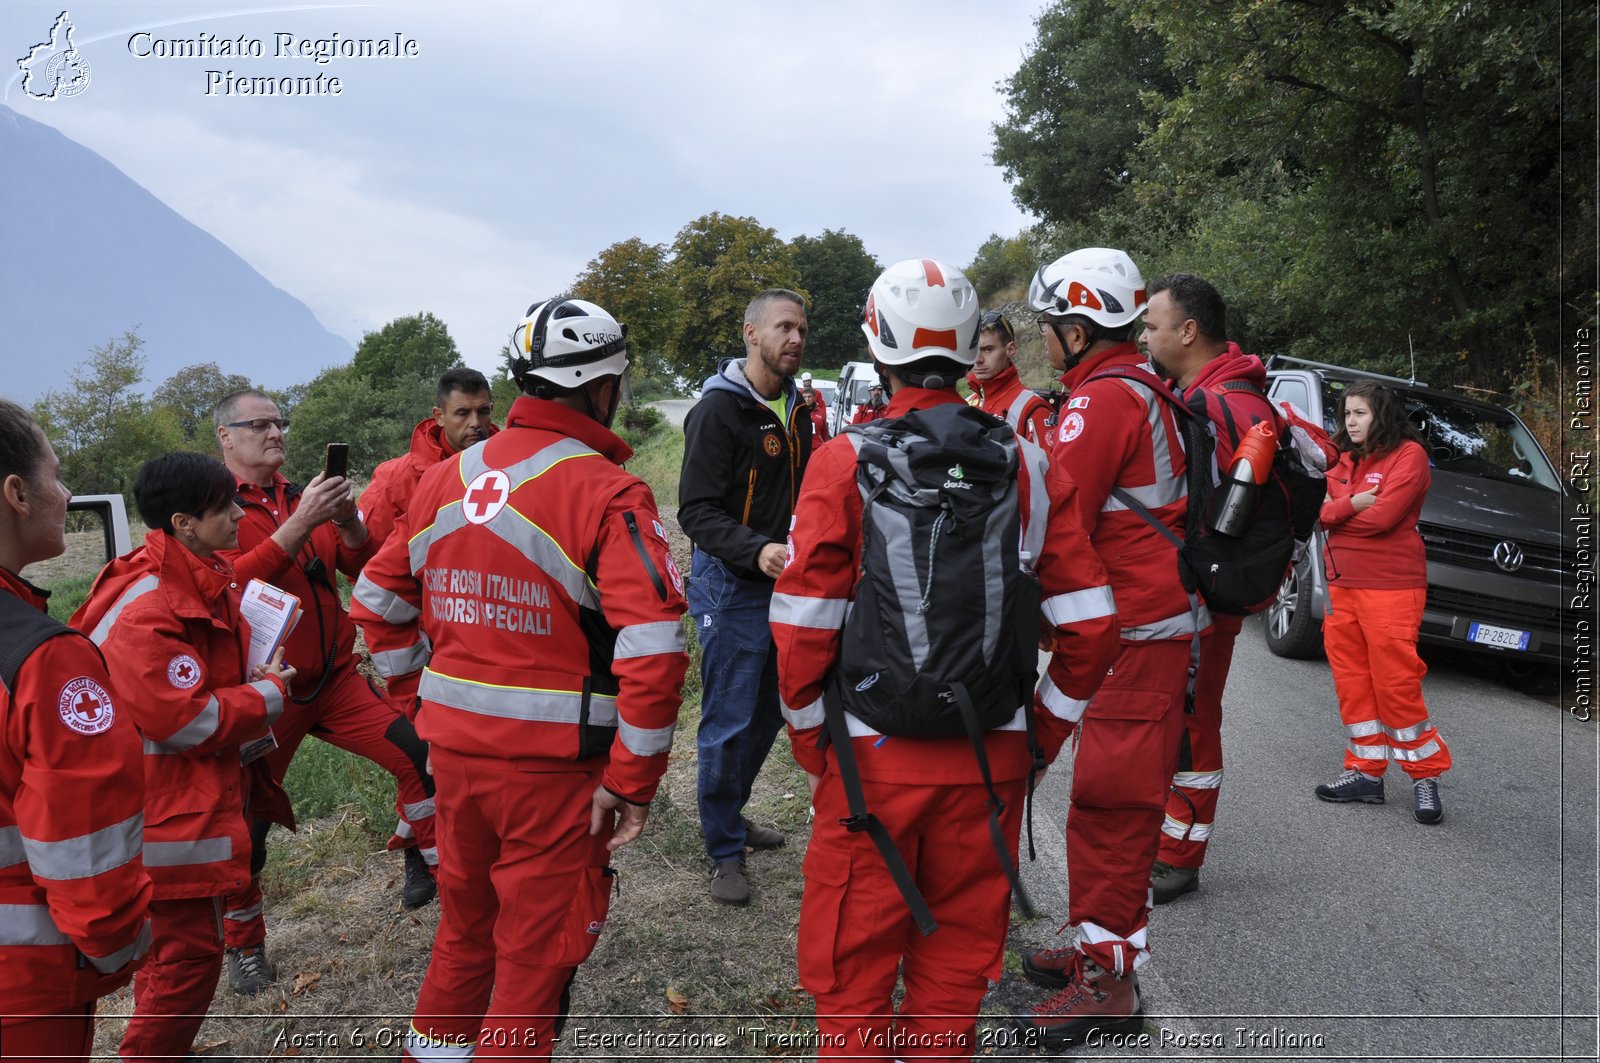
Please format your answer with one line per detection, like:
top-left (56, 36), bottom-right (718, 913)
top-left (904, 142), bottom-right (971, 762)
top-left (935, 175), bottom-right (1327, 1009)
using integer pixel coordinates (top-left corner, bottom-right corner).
top-left (167, 653), bottom-right (202, 689)
top-left (463, 469), bottom-right (511, 525)
top-left (58, 676), bottom-right (115, 735)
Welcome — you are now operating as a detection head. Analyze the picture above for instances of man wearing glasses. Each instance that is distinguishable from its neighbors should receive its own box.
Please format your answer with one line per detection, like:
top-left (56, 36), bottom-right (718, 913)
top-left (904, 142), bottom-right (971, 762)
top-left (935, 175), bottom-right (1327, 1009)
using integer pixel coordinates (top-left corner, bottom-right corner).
top-left (210, 389), bottom-right (438, 996)
top-left (965, 311), bottom-right (1053, 445)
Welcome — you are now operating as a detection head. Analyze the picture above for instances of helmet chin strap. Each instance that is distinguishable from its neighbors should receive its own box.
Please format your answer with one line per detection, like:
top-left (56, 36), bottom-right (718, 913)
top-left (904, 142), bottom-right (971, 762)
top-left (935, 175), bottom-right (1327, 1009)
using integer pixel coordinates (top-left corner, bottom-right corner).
top-left (583, 377), bottom-right (621, 428)
top-left (1050, 320), bottom-right (1083, 373)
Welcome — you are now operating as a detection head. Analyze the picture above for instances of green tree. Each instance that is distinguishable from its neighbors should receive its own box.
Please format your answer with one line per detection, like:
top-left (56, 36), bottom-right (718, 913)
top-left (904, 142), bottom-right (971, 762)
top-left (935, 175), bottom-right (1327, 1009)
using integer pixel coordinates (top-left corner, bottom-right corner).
top-left (570, 238), bottom-right (679, 399)
top-left (788, 230), bottom-right (878, 370)
top-left (283, 364), bottom-right (435, 484)
top-left (966, 232), bottom-right (1047, 302)
top-left (665, 213), bottom-right (803, 387)
top-left (33, 331), bottom-right (181, 500)
top-left (350, 312), bottom-right (461, 384)
top-left (992, 2), bottom-right (1178, 224)
top-left (152, 362), bottom-right (253, 449)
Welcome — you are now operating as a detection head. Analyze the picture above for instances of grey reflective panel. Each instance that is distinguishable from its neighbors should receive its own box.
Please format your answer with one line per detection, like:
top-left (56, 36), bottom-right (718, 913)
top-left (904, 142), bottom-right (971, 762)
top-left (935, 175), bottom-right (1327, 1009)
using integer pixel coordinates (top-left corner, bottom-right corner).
top-left (143, 836), bottom-right (232, 867)
top-left (402, 797), bottom-right (436, 820)
top-left (419, 670), bottom-right (618, 726)
top-left (0, 903), bottom-right (70, 945)
top-left (613, 621), bottom-right (687, 660)
top-left (1389, 738), bottom-right (1443, 763)
top-left (89, 575), bottom-right (160, 645)
top-left (371, 639), bottom-right (432, 677)
top-left (1385, 720), bottom-right (1435, 743)
top-left (85, 918), bottom-right (150, 973)
top-left (1345, 719), bottom-right (1384, 738)
top-left (0, 826), bottom-right (23, 869)
top-left (1043, 586), bottom-right (1117, 626)
top-left (159, 697), bottom-right (221, 751)
top-left (253, 679), bottom-right (285, 725)
top-left (780, 694), bottom-right (826, 730)
top-left (353, 577), bottom-right (421, 624)
top-left (617, 719), bottom-right (676, 757)
top-left (20, 813), bottom-right (143, 881)
top-left (768, 594), bottom-right (848, 630)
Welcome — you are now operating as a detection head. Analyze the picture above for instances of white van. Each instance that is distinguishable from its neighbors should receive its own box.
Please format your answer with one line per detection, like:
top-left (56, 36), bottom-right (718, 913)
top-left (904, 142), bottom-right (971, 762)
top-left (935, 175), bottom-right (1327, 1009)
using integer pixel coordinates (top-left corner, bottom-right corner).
top-left (831, 361), bottom-right (881, 434)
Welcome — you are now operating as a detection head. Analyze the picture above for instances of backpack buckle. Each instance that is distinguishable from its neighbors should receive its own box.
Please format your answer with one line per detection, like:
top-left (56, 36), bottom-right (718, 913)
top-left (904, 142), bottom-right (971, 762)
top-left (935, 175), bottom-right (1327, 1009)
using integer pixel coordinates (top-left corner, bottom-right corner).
top-left (839, 814), bottom-right (870, 834)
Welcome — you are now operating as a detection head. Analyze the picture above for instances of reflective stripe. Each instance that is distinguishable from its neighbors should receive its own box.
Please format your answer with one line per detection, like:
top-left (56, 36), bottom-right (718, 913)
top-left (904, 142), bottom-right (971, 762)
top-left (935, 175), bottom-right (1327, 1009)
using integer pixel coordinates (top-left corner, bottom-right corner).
top-left (1189, 821), bottom-right (1214, 841)
top-left (1161, 814), bottom-right (1188, 840)
top-left (417, 502), bottom-right (599, 611)
top-left (1076, 919), bottom-right (1150, 974)
top-left (84, 918), bottom-right (151, 974)
top-left (613, 621), bottom-right (687, 660)
top-left (1037, 672), bottom-right (1091, 724)
top-left (1386, 719), bottom-right (1435, 743)
top-left (1390, 738), bottom-right (1443, 762)
top-left (419, 670), bottom-right (617, 727)
top-left (88, 575), bottom-right (160, 645)
top-left (1172, 770), bottom-right (1223, 790)
top-left (1122, 605), bottom-right (1211, 641)
top-left (353, 574), bottom-right (421, 624)
top-left (618, 718), bottom-right (676, 757)
top-left (1347, 741), bottom-right (1390, 761)
top-left (371, 638), bottom-right (432, 677)
top-left (769, 593), bottom-right (848, 630)
top-left (420, 846), bottom-right (438, 866)
top-left (1018, 439), bottom-right (1050, 566)
top-left (0, 903), bottom-right (70, 946)
top-left (403, 1024), bottom-right (477, 1061)
top-left (781, 695), bottom-right (826, 730)
top-left (254, 679), bottom-right (285, 726)
top-left (1005, 390), bottom-right (1036, 432)
top-left (1345, 719), bottom-right (1383, 739)
top-left (0, 825), bottom-right (23, 869)
top-left (156, 696), bottom-right (222, 752)
top-left (1100, 379), bottom-right (1186, 513)
top-left (402, 797), bottom-right (436, 822)
top-left (224, 902), bottom-right (263, 924)
top-left (21, 813), bottom-right (143, 881)
top-left (393, 819), bottom-right (416, 839)
top-left (1042, 586), bottom-right (1116, 626)
top-left (144, 836), bottom-right (232, 868)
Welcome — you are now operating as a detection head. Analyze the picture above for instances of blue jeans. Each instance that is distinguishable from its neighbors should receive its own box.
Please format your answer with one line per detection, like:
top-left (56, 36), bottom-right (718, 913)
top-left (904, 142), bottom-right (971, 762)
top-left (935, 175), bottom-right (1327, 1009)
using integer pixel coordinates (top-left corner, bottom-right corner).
top-left (687, 549), bottom-right (785, 864)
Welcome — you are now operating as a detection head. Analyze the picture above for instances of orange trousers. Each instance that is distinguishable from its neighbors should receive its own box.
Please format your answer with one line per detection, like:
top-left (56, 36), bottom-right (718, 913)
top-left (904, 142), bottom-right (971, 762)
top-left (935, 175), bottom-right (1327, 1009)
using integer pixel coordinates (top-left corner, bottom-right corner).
top-left (799, 770), bottom-right (1026, 1061)
top-left (1324, 586), bottom-right (1451, 779)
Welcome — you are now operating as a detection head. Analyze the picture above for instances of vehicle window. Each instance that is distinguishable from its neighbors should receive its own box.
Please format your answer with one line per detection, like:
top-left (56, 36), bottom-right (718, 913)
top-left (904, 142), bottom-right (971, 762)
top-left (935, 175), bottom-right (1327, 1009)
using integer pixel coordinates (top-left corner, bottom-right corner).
top-left (852, 379), bottom-right (875, 404)
top-left (1269, 377), bottom-right (1310, 414)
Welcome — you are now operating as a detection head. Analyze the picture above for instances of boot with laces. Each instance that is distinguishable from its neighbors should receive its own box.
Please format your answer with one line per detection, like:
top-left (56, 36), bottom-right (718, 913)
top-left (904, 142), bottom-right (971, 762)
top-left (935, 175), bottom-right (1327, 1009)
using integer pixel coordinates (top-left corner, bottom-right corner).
top-left (1020, 955), bottom-right (1143, 1049)
top-left (225, 943), bottom-right (277, 996)
top-left (1314, 768), bottom-right (1385, 804)
top-left (1412, 777), bottom-right (1444, 824)
top-left (1020, 942), bottom-right (1078, 989)
top-left (401, 846), bottom-right (437, 909)
top-left (1150, 860), bottom-right (1199, 905)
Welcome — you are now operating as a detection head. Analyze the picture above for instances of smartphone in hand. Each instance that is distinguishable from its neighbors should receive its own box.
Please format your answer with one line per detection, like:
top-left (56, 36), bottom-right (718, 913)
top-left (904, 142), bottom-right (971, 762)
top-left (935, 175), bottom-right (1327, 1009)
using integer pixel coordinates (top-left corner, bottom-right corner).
top-left (324, 443), bottom-right (350, 480)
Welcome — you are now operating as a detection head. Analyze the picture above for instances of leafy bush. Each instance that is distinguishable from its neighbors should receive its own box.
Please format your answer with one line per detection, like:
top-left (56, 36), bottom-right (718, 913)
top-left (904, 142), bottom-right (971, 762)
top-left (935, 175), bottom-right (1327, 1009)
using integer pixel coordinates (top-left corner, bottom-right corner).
top-left (618, 403), bottom-right (664, 435)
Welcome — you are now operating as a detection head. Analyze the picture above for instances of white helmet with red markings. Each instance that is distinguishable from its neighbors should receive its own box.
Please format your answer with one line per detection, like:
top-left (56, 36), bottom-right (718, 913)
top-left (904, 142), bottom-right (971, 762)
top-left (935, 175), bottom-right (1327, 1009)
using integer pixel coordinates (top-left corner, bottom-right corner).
top-left (1028, 247), bottom-right (1148, 328)
top-left (860, 258), bottom-right (980, 368)
top-left (510, 298), bottom-right (628, 391)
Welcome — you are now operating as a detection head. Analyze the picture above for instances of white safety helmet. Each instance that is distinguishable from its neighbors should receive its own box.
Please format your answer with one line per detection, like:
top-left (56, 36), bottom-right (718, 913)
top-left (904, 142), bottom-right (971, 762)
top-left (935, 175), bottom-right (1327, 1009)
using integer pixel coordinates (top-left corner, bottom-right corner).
top-left (860, 258), bottom-right (980, 367)
top-left (510, 298), bottom-right (628, 390)
top-left (1028, 247), bottom-right (1148, 328)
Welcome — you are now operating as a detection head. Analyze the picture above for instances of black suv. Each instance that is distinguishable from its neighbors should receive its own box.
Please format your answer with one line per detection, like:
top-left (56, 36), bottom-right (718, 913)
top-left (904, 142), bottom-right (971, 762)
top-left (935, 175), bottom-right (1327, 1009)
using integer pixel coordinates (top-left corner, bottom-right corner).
top-left (1261, 357), bottom-right (1576, 691)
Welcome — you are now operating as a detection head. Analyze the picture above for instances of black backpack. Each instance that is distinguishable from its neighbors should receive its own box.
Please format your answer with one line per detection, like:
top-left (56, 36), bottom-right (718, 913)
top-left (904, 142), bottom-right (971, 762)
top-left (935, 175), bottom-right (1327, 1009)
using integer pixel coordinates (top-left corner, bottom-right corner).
top-left (824, 403), bottom-right (1042, 935)
top-left (1090, 368), bottom-right (1322, 616)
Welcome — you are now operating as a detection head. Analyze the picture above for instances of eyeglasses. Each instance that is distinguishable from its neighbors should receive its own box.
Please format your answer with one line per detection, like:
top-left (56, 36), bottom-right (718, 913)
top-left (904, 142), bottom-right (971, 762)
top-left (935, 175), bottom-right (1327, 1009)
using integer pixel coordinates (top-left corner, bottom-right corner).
top-left (225, 418), bottom-right (291, 433)
top-left (979, 310), bottom-right (1015, 344)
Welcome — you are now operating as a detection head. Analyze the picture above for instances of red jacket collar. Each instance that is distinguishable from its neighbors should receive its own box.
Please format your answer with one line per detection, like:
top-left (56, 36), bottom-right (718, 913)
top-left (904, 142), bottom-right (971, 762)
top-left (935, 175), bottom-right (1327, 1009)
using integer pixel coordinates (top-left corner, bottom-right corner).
top-left (1187, 342), bottom-right (1265, 393)
top-left (883, 387), bottom-right (969, 417)
top-left (232, 467), bottom-right (291, 498)
top-left (142, 530), bottom-right (236, 622)
top-left (1060, 342), bottom-right (1147, 392)
top-left (0, 565), bottom-right (50, 611)
top-left (408, 416), bottom-right (501, 468)
top-left (965, 363), bottom-right (1021, 402)
top-left (505, 396), bottom-right (633, 465)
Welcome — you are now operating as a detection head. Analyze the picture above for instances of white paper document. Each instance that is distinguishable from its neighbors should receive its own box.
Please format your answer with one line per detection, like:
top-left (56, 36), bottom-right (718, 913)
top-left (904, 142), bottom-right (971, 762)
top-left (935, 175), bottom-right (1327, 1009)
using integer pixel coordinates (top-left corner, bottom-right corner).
top-left (239, 579), bottom-right (301, 674)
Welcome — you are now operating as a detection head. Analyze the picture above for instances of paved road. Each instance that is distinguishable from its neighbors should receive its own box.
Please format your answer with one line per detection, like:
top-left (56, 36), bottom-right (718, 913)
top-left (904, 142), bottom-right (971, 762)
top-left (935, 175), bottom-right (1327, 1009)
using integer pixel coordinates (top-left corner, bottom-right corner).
top-left (652, 398), bottom-right (695, 427)
top-left (1014, 621), bottom-right (1598, 1060)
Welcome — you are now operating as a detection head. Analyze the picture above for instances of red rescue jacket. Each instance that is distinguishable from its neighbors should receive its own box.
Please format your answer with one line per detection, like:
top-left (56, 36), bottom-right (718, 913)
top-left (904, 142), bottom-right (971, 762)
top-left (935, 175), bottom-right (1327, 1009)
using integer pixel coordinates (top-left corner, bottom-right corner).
top-left (221, 471), bottom-right (377, 690)
top-left (1182, 344), bottom-right (1276, 467)
top-left (350, 396), bottom-right (689, 804)
top-left (360, 417), bottom-right (501, 551)
top-left (1054, 343), bottom-right (1212, 642)
top-left (73, 532), bottom-right (292, 899)
top-left (771, 388), bottom-right (1120, 784)
top-left (965, 364), bottom-right (1052, 446)
top-left (1, 567), bottom-right (152, 1013)
top-left (1321, 440), bottom-right (1430, 589)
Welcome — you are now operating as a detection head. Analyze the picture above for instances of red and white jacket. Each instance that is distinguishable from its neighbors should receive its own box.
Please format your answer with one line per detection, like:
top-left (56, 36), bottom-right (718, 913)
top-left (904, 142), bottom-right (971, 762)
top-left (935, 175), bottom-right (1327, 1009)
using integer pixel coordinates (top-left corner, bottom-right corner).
top-left (1, 567), bottom-right (152, 1014)
top-left (966, 364), bottom-right (1052, 447)
top-left (350, 396), bottom-right (689, 804)
top-left (360, 417), bottom-right (501, 552)
top-left (73, 532), bottom-right (291, 899)
top-left (1321, 440), bottom-right (1431, 589)
top-left (771, 388), bottom-right (1120, 785)
top-left (1053, 343), bottom-right (1212, 642)
top-left (221, 471), bottom-right (378, 689)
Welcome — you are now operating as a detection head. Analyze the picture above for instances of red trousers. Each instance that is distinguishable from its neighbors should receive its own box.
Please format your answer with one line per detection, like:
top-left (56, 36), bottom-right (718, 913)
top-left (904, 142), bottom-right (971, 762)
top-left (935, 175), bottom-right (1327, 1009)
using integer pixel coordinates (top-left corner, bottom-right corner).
top-left (223, 666), bottom-right (436, 949)
top-left (403, 750), bottom-right (612, 1062)
top-left (120, 897), bottom-right (224, 1062)
top-left (1, 1004), bottom-right (93, 1062)
top-left (799, 769), bottom-right (1026, 1061)
top-left (1325, 586), bottom-right (1451, 779)
top-left (1158, 614), bottom-right (1243, 870)
top-left (1066, 638), bottom-right (1198, 974)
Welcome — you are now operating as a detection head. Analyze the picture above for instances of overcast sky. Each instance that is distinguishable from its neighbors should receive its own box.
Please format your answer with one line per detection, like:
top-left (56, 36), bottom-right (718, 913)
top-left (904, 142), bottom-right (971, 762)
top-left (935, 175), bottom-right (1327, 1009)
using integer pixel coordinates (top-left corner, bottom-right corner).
top-left (4, 1), bottom-right (1043, 376)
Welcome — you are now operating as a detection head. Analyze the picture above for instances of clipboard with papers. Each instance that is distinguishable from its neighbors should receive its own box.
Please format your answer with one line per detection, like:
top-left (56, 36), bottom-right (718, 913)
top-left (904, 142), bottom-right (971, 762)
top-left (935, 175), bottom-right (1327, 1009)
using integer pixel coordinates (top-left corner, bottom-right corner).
top-left (238, 579), bottom-right (301, 764)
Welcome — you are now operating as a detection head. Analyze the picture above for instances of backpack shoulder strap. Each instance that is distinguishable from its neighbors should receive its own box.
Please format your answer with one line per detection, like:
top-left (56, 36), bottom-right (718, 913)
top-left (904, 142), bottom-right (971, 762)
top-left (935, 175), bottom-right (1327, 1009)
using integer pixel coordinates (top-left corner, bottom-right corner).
top-left (1086, 366), bottom-right (1195, 419)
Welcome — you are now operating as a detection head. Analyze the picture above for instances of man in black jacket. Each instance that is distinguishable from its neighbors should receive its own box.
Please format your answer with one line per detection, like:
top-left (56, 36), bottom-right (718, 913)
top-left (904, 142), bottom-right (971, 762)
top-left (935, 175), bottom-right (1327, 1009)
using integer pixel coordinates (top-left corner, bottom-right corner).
top-left (677, 288), bottom-right (812, 905)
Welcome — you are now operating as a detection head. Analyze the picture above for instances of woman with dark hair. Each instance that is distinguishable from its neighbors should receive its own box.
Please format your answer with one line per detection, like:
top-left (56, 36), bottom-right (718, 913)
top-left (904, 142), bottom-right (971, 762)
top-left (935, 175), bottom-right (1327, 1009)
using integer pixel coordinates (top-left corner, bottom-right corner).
top-left (71, 451), bottom-right (296, 1062)
top-left (0, 399), bottom-right (152, 1061)
top-left (1312, 380), bottom-right (1451, 823)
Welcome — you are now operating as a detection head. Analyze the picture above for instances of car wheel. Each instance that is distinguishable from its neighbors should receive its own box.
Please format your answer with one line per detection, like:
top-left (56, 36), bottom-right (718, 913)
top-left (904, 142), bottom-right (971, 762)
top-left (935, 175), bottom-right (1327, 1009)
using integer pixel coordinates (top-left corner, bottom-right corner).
top-left (1264, 555), bottom-right (1324, 659)
top-left (1501, 659), bottom-right (1561, 696)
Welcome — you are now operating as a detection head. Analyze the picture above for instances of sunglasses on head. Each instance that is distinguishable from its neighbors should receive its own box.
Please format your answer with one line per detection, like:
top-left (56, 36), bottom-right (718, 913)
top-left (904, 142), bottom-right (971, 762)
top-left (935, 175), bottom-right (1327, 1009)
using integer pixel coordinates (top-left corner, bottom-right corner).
top-left (979, 310), bottom-right (1015, 344)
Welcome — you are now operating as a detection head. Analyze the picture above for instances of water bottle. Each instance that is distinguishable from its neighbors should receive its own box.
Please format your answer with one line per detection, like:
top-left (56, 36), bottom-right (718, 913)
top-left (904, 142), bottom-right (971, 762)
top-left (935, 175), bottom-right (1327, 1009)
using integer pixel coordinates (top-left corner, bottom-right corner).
top-left (1208, 421), bottom-right (1277, 537)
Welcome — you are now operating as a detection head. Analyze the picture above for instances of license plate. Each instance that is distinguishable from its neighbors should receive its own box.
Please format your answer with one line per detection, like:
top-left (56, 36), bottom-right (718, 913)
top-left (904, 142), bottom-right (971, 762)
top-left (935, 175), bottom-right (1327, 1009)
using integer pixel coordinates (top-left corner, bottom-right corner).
top-left (1467, 621), bottom-right (1531, 651)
